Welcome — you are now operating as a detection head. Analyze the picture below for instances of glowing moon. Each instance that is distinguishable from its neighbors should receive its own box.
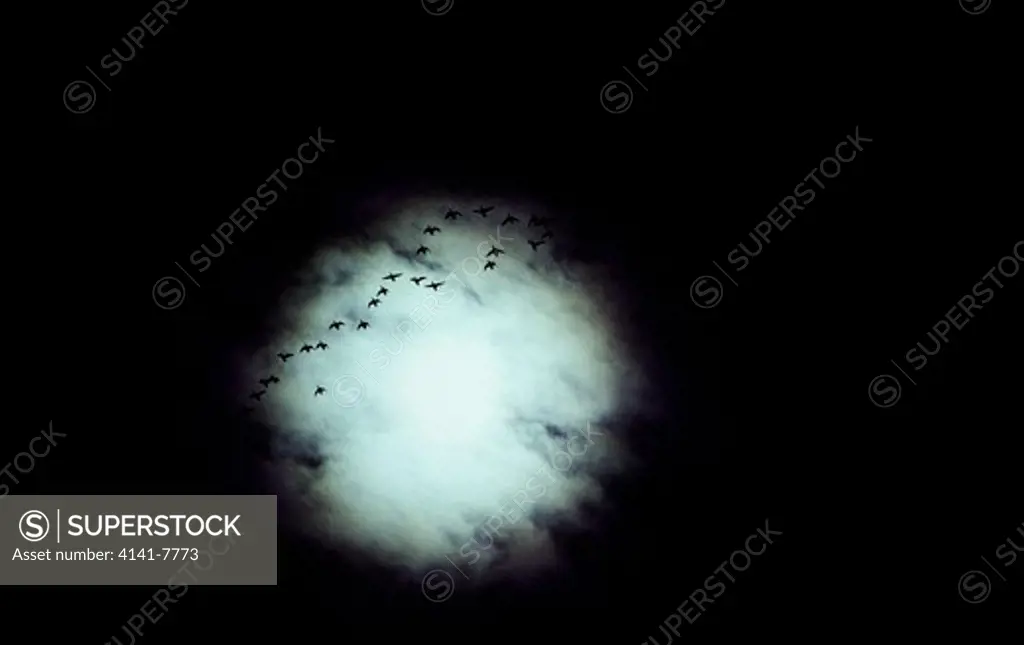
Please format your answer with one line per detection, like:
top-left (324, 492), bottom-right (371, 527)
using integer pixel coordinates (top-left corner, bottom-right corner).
top-left (239, 194), bottom-right (647, 583)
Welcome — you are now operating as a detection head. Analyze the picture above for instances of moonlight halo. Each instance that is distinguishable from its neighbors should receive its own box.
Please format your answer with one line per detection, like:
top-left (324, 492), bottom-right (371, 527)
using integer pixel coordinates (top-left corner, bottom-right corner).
top-left (239, 193), bottom-right (650, 584)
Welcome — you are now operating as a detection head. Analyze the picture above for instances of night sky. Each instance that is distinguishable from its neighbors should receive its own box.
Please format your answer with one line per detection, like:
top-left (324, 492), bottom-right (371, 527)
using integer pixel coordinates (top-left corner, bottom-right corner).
top-left (10, 0), bottom-right (1021, 641)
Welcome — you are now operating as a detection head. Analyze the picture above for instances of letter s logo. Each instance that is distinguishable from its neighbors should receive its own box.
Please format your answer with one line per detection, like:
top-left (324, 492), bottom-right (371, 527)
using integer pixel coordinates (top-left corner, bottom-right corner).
top-left (421, 570), bottom-right (454, 602)
top-left (600, 81), bottom-right (633, 114)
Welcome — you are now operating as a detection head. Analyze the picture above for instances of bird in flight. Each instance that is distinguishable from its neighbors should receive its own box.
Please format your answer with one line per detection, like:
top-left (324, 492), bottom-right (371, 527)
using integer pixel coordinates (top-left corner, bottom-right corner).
top-left (368, 298), bottom-right (381, 308)
top-left (314, 386), bottom-right (326, 396)
top-left (315, 341), bottom-right (328, 350)
top-left (357, 320), bottom-right (369, 330)
top-left (376, 286), bottom-right (389, 297)
top-left (484, 261), bottom-right (496, 271)
top-left (277, 352), bottom-right (294, 362)
top-left (474, 206), bottom-right (494, 217)
top-left (501, 214), bottom-right (519, 226)
top-left (416, 245), bottom-right (430, 256)
top-left (444, 209), bottom-right (462, 220)
top-left (528, 239), bottom-right (546, 251)
top-left (411, 276), bottom-right (427, 285)
top-left (383, 272), bottom-right (402, 281)
top-left (300, 344), bottom-right (315, 353)
top-left (423, 225), bottom-right (441, 235)
top-left (259, 375), bottom-right (279, 388)
top-left (528, 215), bottom-right (550, 228)
top-left (426, 281), bottom-right (444, 291)
top-left (541, 229), bottom-right (554, 240)
top-left (485, 245), bottom-right (505, 258)
top-left (329, 320), bottom-right (344, 330)
top-left (250, 389), bottom-right (267, 401)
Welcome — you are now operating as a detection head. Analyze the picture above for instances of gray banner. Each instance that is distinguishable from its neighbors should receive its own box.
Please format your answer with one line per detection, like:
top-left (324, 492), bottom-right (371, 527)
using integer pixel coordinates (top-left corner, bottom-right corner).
top-left (1, 495), bottom-right (276, 585)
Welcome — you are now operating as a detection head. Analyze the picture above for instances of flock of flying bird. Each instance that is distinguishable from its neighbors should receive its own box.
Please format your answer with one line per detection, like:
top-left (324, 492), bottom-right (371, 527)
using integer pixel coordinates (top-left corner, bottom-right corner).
top-left (244, 205), bottom-right (555, 409)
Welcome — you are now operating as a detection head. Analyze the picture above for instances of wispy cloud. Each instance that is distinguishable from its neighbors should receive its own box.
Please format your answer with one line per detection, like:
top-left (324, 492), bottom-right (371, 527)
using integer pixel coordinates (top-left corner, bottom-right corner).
top-left (240, 194), bottom-right (649, 579)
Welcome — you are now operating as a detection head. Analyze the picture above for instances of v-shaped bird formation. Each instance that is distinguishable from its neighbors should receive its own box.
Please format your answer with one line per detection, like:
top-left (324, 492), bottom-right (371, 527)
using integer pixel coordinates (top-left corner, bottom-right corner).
top-left (245, 204), bottom-right (556, 407)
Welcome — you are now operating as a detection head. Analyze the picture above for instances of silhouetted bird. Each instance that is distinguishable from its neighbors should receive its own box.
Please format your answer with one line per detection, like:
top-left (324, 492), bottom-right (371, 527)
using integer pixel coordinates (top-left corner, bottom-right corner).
top-left (474, 206), bottom-right (494, 217)
top-left (528, 239), bottom-right (546, 251)
top-left (259, 376), bottom-right (279, 388)
top-left (368, 298), bottom-right (380, 308)
top-left (300, 344), bottom-right (315, 353)
top-left (426, 281), bottom-right (444, 291)
top-left (444, 209), bottom-right (462, 220)
top-left (376, 286), bottom-right (389, 297)
top-left (314, 386), bottom-right (326, 396)
top-left (329, 321), bottom-right (344, 330)
top-left (411, 276), bottom-right (427, 285)
top-left (383, 272), bottom-right (402, 281)
top-left (528, 215), bottom-right (550, 228)
top-left (485, 245), bottom-right (505, 258)
top-left (357, 320), bottom-right (369, 330)
top-left (541, 229), bottom-right (553, 240)
top-left (316, 341), bottom-right (328, 350)
top-left (501, 214), bottom-right (519, 226)
top-left (277, 352), bottom-right (294, 362)
top-left (416, 246), bottom-right (430, 256)
top-left (484, 261), bottom-right (496, 271)
top-left (424, 226), bottom-right (440, 235)
top-left (250, 389), bottom-right (267, 401)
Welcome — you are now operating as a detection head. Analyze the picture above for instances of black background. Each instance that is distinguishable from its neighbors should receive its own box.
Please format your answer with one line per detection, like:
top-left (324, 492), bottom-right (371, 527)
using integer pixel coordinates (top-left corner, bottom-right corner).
top-left (10, 0), bottom-right (1021, 641)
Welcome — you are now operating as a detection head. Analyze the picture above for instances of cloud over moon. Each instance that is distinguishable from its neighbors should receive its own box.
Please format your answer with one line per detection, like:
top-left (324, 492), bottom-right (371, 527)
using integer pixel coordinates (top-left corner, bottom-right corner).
top-left (240, 194), bottom-right (650, 584)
